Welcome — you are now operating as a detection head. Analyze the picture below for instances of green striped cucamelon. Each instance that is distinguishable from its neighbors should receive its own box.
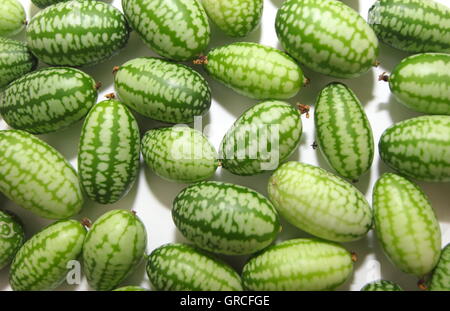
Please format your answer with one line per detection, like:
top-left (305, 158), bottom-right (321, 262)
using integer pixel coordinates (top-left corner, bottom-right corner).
top-left (83, 210), bottom-right (147, 291)
top-left (26, 0), bottom-right (130, 67)
top-left (0, 210), bottom-right (24, 270)
top-left (429, 244), bottom-right (450, 291)
top-left (0, 67), bottom-right (98, 134)
top-left (379, 115), bottom-right (450, 182)
top-left (201, 0), bottom-right (263, 37)
top-left (315, 83), bottom-right (374, 181)
top-left (32, 0), bottom-right (69, 9)
top-left (381, 53), bottom-right (450, 115)
top-left (360, 280), bottom-right (403, 291)
top-left (0, 38), bottom-right (37, 89)
top-left (275, 0), bottom-right (379, 78)
top-left (268, 162), bottom-right (373, 242)
top-left (373, 173), bottom-right (441, 277)
top-left (113, 286), bottom-right (147, 291)
top-left (0, 130), bottom-right (84, 219)
top-left (204, 42), bottom-right (305, 100)
top-left (114, 57), bottom-right (211, 123)
top-left (141, 127), bottom-right (218, 183)
top-left (10, 219), bottom-right (86, 291)
top-left (368, 0), bottom-right (450, 53)
top-left (122, 0), bottom-right (210, 61)
top-left (173, 181), bottom-right (280, 255)
top-left (0, 0), bottom-right (26, 37)
top-left (147, 243), bottom-right (243, 291)
top-left (220, 101), bottom-right (302, 176)
top-left (78, 99), bottom-right (140, 205)
top-left (242, 239), bottom-right (354, 291)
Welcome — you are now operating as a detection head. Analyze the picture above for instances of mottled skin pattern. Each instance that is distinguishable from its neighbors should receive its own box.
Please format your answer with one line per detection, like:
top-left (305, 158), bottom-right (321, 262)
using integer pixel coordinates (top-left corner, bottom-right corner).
top-left (141, 127), bottom-right (218, 183)
top-left (360, 280), bottom-right (403, 291)
top-left (0, 210), bottom-right (24, 269)
top-left (82, 210), bottom-right (147, 291)
top-left (115, 57), bottom-right (211, 123)
top-left (122, 0), bottom-right (210, 61)
top-left (0, 37), bottom-right (37, 89)
top-left (27, 0), bottom-right (130, 67)
top-left (78, 100), bottom-right (140, 204)
top-left (220, 101), bottom-right (302, 176)
top-left (201, 0), bottom-right (263, 37)
top-left (147, 243), bottom-right (243, 291)
top-left (315, 83), bottom-right (374, 181)
top-left (0, 130), bottom-right (84, 219)
top-left (0, 0), bottom-right (26, 37)
top-left (10, 220), bottom-right (86, 291)
top-left (389, 53), bottom-right (450, 115)
top-left (373, 173), bottom-right (441, 277)
top-left (113, 286), bottom-right (147, 291)
top-left (268, 162), bottom-right (372, 242)
top-left (0, 67), bottom-right (98, 134)
top-left (32, 0), bottom-right (70, 9)
top-left (172, 181), bottom-right (280, 255)
top-left (276, 0), bottom-right (379, 78)
top-left (242, 239), bottom-right (353, 291)
top-left (368, 0), bottom-right (450, 53)
top-left (379, 115), bottom-right (450, 182)
top-left (429, 244), bottom-right (450, 291)
top-left (205, 42), bottom-right (304, 100)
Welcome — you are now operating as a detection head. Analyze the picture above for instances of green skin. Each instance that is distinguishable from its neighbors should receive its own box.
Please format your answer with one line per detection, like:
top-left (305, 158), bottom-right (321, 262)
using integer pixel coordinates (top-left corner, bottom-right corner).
top-left (368, 0), bottom-right (450, 53)
top-left (172, 181), bottom-right (280, 255)
top-left (0, 37), bottom-right (38, 89)
top-left (82, 210), bottom-right (147, 291)
top-left (147, 243), bottom-right (243, 291)
top-left (0, 67), bottom-right (98, 134)
top-left (113, 286), bottom-right (147, 291)
top-left (373, 173), bottom-right (441, 277)
top-left (429, 244), bottom-right (450, 291)
top-left (0, 0), bottom-right (26, 37)
top-left (379, 115), bottom-right (450, 182)
top-left (10, 220), bottom-right (86, 291)
top-left (361, 280), bottom-right (403, 291)
top-left (0, 210), bottom-right (24, 270)
top-left (242, 239), bottom-right (354, 291)
top-left (32, 0), bottom-right (70, 9)
top-left (141, 127), bottom-right (218, 183)
top-left (220, 101), bottom-right (303, 176)
top-left (78, 99), bottom-right (140, 204)
top-left (388, 53), bottom-right (450, 115)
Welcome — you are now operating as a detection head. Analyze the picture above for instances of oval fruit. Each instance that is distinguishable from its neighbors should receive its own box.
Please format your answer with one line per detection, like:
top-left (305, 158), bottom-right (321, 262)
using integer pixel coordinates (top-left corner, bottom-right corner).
top-left (360, 280), bottom-right (403, 291)
top-left (315, 82), bottom-right (374, 181)
top-left (268, 161), bottom-right (372, 242)
top-left (204, 42), bottom-right (304, 100)
top-left (379, 115), bottom-right (450, 182)
top-left (122, 0), bottom-right (210, 61)
top-left (147, 243), bottom-right (243, 291)
top-left (113, 286), bottom-right (147, 291)
top-left (0, 67), bottom-right (98, 134)
top-left (26, 0), bottom-right (130, 66)
top-left (201, 0), bottom-right (263, 37)
top-left (220, 101), bottom-right (302, 176)
top-left (141, 127), bottom-right (217, 183)
top-left (173, 181), bottom-right (280, 255)
top-left (78, 99), bottom-right (140, 204)
top-left (0, 0), bottom-right (26, 37)
top-left (0, 130), bottom-right (84, 219)
top-left (0, 210), bottom-right (24, 270)
top-left (83, 210), bottom-right (147, 291)
top-left (275, 0), bottom-right (379, 78)
top-left (368, 0), bottom-right (450, 53)
top-left (10, 219), bottom-right (86, 291)
top-left (114, 57), bottom-right (211, 123)
top-left (429, 244), bottom-right (450, 291)
top-left (385, 53), bottom-right (450, 115)
top-left (242, 239), bottom-right (354, 291)
top-left (0, 37), bottom-right (37, 89)
top-left (373, 173), bottom-right (441, 276)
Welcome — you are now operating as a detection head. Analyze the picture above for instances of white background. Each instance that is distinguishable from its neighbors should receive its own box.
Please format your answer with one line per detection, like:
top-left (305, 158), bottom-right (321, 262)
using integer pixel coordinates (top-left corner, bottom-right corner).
top-left (1, 0), bottom-right (449, 291)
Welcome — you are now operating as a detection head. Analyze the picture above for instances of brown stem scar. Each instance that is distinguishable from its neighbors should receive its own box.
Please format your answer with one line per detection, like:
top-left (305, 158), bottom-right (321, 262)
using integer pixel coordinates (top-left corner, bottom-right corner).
top-left (81, 218), bottom-right (92, 228)
top-left (378, 72), bottom-right (389, 82)
top-left (373, 60), bottom-right (381, 67)
top-left (193, 55), bottom-right (208, 65)
top-left (303, 77), bottom-right (311, 86)
top-left (351, 252), bottom-right (358, 262)
top-left (95, 82), bottom-right (102, 90)
top-left (112, 66), bottom-right (120, 74)
top-left (105, 93), bottom-right (116, 99)
top-left (418, 279), bottom-right (427, 291)
top-left (297, 104), bottom-right (311, 118)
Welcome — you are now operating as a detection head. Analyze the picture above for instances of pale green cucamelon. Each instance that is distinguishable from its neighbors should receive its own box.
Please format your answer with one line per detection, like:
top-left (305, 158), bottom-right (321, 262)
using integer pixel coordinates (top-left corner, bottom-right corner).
top-left (360, 280), bottom-right (403, 291)
top-left (0, 0), bottom-right (26, 37)
top-left (0, 210), bottom-right (24, 270)
top-left (429, 244), bottom-right (450, 291)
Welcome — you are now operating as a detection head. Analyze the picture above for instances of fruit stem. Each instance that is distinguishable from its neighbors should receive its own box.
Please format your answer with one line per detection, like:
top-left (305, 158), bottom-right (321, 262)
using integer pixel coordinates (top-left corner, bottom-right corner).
top-left (193, 55), bottom-right (208, 65)
top-left (95, 82), bottom-right (102, 90)
top-left (112, 66), bottom-right (120, 74)
top-left (418, 279), bottom-right (427, 291)
top-left (351, 252), bottom-right (358, 262)
top-left (217, 160), bottom-right (223, 168)
top-left (373, 60), bottom-right (381, 67)
top-left (105, 93), bottom-right (116, 99)
top-left (297, 103), bottom-right (311, 118)
top-left (131, 210), bottom-right (137, 216)
top-left (303, 77), bottom-right (311, 87)
top-left (378, 72), bottom-right (389, 82)
top-left (81, 218), bottom-right (92, 228)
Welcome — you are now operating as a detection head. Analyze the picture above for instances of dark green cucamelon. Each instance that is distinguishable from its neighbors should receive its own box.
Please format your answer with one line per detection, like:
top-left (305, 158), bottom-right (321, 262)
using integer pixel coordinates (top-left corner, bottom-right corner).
top-left (0, 67), bottom-right (98, 134)
top-left (0, 0), bottom-right (26, 37)
top-left (429, 244), bottom-right (450, 291)
top-left (172, 181), bottom-right (280, 255)
top-left (114, 57), bottom-right (211, 123)
top-left (78, 99), bottom-right (140, 204)
top-left (32, 0), bottom-right (69, 8)
top-left (360, 280), bottom-right (403, 291)
top-left (0, 210), bottom-right (24, 269)
top-left (147, 243), bottom-right (243, 291)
